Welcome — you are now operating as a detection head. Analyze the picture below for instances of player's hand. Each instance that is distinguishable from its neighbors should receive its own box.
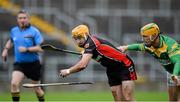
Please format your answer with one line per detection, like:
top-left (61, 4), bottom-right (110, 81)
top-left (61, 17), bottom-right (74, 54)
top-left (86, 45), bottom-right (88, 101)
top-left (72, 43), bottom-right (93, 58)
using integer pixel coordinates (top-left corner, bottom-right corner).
top-left (171, 75), bottom-right (180, 86)
top-left (2, 49), bottom-right (8, 62)
top-left (59, 69), bottom-right (70, 77)
top-left (117, 46), bottom-right (127, 52)
top-left (19, 46), bottom-right (28, 52)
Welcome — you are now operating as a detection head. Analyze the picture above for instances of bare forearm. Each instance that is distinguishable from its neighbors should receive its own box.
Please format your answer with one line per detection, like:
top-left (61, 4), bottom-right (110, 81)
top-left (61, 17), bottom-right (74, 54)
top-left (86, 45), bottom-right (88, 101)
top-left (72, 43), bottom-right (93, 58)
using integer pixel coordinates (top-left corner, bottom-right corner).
top-left (4, 39), bottom-right (13, 50)
top-left (60, 54), bottom-right (92, 77)
top-left (2, 39), bottom-right (13, 62)
top-left (69, 62), bottom-right (86, 74)
top-left (28, 45), bottom-right (43, 52)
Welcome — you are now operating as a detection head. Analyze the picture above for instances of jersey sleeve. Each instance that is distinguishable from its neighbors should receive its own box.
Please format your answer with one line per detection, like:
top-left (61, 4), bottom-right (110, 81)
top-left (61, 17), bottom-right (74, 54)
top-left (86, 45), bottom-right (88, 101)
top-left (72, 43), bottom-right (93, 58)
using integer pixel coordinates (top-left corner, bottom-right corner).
top-left (34, 28), bottom-right (43, 45)
top-left (127, 43), bottom-right (145, 51)
top-left (10, 29), bottom-right (14, 43)
top-left (170, 54), bottom-right (180, 75)
top-left (84, 42), bottom-right (96, 54)
top-left (166, 38), bottom-right (180, 75)
top-left (168, 43), bottom-right (180, 57)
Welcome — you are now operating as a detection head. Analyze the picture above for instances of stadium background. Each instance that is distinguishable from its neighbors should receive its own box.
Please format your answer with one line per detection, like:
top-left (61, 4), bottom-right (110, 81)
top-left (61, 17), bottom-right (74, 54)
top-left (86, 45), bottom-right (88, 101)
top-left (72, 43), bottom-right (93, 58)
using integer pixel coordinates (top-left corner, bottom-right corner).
top-left (0, 0), bottom-right (179, 101)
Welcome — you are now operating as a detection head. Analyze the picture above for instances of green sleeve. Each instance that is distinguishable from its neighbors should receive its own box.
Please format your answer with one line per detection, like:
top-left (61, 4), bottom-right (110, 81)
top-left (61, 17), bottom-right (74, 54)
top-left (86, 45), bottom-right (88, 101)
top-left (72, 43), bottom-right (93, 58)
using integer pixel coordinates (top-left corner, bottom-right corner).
top-left (127, 43), bottom-right (145, 51)
top-left (170, 55), bottom-right (180, 75)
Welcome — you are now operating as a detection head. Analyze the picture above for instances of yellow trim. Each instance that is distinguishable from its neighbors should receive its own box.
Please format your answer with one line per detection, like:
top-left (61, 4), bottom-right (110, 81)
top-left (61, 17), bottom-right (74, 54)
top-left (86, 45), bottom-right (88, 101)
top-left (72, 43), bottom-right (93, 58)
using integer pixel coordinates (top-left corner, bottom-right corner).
top-left (154, 42), bottom-right (168, 57)
top-left (145, 42), bottom-right (168, 57)
top-left (169, 50), bottom-right (180, 57)
top-left (172, 43), bottom-right (178, 49)
top-left (11, 92), bottom-right (20, 97)
top-left (168, 43), bottom-right (178, 54)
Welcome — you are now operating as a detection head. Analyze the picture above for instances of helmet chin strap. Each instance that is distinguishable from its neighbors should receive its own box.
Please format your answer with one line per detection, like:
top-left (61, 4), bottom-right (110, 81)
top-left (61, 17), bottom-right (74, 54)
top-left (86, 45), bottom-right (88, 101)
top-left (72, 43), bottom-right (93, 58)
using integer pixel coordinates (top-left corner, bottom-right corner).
top-left (84, 34), bottom-right (87, 41)
top-left (150, 34), bottom-right (159, 42)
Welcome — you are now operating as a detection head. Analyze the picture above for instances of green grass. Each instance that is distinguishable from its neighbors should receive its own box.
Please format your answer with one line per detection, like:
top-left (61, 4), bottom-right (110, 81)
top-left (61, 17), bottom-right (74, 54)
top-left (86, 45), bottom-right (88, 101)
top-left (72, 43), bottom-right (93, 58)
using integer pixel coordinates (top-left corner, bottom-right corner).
top-left (0, 91), bottom-right (168, 101)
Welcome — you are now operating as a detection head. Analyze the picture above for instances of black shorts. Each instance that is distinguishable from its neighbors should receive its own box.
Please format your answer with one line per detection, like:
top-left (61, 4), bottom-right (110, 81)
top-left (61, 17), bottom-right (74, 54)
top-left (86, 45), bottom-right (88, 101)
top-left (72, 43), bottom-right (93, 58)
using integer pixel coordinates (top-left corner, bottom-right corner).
top-left (13, 60), bottom-right (42, 81)
top-left (106, 63), bottom-right (137, 86)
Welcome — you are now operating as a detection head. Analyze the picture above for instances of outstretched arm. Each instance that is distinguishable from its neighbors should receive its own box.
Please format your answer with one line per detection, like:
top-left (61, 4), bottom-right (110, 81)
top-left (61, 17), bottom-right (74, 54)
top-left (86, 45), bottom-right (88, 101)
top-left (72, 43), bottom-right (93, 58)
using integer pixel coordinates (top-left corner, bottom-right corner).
top-left (59, 53), bottom-right (93, 77)
top-left (118, 43), bottom-right (144, 52)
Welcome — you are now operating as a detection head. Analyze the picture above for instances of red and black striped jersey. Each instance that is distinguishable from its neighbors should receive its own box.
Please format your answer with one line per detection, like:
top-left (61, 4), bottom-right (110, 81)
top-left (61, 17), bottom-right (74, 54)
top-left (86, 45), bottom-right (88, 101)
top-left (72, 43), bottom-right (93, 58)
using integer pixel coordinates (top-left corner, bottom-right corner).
top-left (83, 35), bottom-right (133, 67)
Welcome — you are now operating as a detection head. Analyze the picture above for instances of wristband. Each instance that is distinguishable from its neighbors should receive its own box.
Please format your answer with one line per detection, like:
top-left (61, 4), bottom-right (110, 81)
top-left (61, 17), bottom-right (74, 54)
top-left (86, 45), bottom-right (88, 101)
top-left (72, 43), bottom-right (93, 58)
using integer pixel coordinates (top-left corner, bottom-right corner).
top-left (66, 69), bottom-right (70, 74)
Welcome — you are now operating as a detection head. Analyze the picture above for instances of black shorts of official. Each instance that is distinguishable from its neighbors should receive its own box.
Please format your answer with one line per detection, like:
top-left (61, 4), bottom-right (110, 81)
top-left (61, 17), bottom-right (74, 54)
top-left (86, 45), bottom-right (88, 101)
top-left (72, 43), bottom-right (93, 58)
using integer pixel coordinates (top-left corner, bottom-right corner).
top-left (13, 60), bottom-right (42, 81)
top-left (106, 63), bottom-right (137, 87)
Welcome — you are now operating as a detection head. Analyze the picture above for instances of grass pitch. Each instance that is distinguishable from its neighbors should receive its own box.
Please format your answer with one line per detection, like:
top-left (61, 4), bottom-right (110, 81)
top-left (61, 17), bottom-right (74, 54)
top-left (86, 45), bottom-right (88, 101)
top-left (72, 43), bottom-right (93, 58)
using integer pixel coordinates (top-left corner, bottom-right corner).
top-left (0, 91), bottom-right (167, 101)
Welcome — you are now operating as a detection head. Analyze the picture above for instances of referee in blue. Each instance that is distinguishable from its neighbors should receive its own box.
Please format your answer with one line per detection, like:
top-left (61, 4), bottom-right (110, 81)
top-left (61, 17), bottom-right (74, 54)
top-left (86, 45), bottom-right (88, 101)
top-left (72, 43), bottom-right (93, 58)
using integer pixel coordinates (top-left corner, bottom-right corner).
top-left (2, 10), bottom-right (45, 102)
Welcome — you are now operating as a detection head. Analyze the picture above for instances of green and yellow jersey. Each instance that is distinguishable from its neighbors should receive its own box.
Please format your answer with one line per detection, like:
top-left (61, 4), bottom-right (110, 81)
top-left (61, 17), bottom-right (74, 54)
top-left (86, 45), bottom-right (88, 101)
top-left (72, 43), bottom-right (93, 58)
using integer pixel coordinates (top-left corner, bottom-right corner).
top-left (127, 35), bottom-right (180, 75)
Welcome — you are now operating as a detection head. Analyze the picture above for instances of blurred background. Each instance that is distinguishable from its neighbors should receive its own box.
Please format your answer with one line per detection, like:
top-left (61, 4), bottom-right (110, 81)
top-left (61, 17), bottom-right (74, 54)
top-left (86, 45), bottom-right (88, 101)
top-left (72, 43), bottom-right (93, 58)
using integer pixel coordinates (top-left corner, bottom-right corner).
top-left (0, 0), bottom-right (180, 101)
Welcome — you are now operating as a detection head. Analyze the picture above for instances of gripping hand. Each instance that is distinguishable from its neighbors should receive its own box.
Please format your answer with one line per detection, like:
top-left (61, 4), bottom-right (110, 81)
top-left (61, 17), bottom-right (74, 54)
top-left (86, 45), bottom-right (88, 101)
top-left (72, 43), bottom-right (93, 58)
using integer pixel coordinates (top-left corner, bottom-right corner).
top-left (59, 69), bottom-right (70, 77)
top-left (171, 75), bottom-right (180, 86)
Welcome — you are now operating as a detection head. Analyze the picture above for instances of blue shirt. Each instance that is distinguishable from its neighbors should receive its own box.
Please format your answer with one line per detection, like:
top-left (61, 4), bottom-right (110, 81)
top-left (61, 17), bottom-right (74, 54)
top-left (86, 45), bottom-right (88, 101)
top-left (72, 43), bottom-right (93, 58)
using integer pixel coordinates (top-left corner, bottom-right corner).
top-left (10, 26), bottom-right (43, 63)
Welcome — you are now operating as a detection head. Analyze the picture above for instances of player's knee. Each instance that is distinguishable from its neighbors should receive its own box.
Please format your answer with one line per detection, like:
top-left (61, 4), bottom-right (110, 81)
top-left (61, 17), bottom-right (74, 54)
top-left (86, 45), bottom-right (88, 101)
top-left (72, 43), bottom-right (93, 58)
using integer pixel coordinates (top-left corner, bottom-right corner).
top-left (11, 81), bottom-right (20, 88)
top-left (124, 94), bottom-right (133, 101)
top-left (123, 89), bottom-right (133, 101)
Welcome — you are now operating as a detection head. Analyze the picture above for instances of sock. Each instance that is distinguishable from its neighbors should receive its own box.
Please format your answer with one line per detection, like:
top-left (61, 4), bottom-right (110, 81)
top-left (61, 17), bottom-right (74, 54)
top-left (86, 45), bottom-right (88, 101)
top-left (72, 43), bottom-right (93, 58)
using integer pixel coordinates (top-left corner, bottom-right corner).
top-left (37, 94), bottom-right (45, 102)
top-left (11, 92), bottom-right (20, 102)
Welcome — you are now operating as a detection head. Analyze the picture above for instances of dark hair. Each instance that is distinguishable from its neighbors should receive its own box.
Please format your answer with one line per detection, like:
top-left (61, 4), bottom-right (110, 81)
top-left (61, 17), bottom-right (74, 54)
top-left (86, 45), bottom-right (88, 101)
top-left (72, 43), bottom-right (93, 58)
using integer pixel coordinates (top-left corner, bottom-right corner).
top-left (17, 10), bottom-right (30, 17)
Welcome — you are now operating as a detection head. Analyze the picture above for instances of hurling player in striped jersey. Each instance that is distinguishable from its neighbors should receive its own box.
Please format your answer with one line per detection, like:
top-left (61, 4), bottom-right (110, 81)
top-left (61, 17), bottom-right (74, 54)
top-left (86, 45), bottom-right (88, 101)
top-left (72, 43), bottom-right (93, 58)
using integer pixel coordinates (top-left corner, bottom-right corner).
top-left (118, 23), bottom-right (180, 101)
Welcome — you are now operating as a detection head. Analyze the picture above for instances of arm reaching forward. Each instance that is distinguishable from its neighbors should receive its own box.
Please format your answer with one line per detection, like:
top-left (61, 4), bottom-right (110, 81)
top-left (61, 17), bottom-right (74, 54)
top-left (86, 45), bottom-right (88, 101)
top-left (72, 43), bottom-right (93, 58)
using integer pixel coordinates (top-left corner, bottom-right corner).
top-left (59, 53), bottom-right (93, 77)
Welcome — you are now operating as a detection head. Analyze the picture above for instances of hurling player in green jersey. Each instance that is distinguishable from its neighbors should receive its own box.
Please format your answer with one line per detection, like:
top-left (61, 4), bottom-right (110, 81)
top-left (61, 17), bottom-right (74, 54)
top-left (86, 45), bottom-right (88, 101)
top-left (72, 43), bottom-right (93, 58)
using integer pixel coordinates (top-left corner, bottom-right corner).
top-left (118, 23), bottom-right (180, 101)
